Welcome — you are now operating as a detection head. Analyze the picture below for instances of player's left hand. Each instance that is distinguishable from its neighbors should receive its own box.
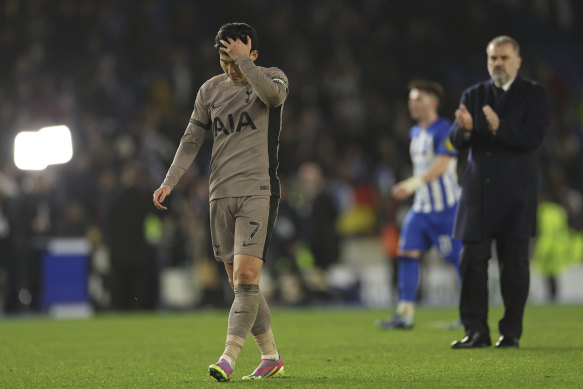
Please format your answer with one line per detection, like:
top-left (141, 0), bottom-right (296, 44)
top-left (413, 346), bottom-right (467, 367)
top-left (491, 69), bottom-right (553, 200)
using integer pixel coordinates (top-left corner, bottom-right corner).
top-left (482, 105), bottom-right (500, 133)
top-left (220, 36), bottom-right (252, 60)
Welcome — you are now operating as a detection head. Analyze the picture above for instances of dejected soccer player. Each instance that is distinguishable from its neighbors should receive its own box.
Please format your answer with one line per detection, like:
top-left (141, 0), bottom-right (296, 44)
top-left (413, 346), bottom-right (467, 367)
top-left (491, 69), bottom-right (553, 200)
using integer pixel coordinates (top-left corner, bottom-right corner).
top-left (376, 80), bottom-right (462, 330)
top-left (153, 22), bottom-right (287, 381)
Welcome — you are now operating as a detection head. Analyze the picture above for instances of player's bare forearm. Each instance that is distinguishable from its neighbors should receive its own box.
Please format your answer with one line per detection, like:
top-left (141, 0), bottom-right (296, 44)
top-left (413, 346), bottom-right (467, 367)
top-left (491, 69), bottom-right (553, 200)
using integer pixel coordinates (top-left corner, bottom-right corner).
top-left (421, 155), bottom-right (452, 183)
top-left (394, 176), bottom-right (423, 197)
top-left (393, 156), bottom-right (450, 199)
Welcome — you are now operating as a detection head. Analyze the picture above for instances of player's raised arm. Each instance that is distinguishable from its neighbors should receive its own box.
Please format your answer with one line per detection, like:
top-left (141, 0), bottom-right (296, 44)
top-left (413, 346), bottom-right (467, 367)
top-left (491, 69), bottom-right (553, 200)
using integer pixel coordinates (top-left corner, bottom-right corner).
top-left (220, 36), bottom-right (288, 108)
top-left (236, 54), bottom-right (288, 108)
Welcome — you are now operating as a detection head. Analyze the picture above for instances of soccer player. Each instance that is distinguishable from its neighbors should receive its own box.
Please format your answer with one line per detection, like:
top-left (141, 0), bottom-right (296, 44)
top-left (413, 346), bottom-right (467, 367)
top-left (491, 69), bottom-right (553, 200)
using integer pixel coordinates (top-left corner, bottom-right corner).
top-left (376, 80), bottom-right (462, 329)
top-left (153, 23), bottom-right (287, 381)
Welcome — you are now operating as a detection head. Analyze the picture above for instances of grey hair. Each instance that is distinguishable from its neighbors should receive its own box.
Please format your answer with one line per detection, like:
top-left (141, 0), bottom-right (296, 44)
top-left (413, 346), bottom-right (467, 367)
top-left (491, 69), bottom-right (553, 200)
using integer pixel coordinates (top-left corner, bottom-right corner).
top-left (487, 35), bottom-right (520, 55)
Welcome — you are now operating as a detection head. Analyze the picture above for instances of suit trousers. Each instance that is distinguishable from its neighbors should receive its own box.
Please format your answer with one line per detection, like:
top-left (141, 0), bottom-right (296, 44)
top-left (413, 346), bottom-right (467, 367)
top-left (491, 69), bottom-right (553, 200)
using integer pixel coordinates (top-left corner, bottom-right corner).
top-left (459, 238), bottom-right (530, 340)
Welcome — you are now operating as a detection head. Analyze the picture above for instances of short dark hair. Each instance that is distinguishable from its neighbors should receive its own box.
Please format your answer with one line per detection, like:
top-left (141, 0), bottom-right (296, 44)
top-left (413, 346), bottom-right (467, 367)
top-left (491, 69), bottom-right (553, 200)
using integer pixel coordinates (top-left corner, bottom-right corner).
top-left (408, 80), bottom-right (444, 102)
top-left (487, 35), bottom-right (520, 55)
top-left (214, 22), bottom-right (258, 53)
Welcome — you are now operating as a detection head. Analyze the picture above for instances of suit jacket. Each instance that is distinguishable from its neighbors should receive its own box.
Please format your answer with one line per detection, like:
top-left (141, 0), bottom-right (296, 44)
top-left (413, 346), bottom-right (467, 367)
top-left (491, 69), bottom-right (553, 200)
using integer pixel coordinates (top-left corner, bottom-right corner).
top-left (449, 75), bottom-right (551, 241)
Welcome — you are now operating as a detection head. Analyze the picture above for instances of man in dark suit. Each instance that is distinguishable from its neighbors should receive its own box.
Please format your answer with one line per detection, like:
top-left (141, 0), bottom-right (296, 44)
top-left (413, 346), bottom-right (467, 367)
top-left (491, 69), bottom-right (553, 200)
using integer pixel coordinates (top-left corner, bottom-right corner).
top-left (449, 36), bottom-right (551, 349)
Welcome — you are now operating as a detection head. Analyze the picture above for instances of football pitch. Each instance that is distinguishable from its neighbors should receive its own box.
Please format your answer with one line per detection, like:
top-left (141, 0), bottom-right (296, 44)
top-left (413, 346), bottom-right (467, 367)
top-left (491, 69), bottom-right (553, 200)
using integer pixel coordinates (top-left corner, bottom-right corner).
top-left (1, 305), bottom-right (582, 388)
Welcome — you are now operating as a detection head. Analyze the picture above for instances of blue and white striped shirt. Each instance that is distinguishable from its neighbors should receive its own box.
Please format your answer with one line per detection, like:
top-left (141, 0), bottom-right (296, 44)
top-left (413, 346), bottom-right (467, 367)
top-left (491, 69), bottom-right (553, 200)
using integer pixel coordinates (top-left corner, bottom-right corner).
top-left (409, 118), bottom-right (460, 213)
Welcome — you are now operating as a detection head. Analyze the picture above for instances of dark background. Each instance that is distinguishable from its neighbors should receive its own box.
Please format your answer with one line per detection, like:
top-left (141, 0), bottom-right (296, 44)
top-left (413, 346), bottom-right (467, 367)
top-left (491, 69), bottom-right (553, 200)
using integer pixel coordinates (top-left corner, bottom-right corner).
top-left (1, 0), bottom-right (582, 311)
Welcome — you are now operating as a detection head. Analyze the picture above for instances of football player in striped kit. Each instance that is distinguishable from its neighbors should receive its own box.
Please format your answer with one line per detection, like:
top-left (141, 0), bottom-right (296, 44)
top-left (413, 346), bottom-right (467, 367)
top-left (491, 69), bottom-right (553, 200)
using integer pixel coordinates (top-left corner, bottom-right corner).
top-left (376, 80), bottom-right (462, 329)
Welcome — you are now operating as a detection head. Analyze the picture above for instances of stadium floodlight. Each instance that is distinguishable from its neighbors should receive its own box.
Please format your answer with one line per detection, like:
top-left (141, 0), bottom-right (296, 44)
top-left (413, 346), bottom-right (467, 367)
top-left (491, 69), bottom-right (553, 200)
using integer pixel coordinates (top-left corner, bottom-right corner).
top-left (14, 131), bottom-right (49, 170)
top-left (14, 125), bottom-right (73, 171)
top-left (39, 125), bottom-right (73, 165)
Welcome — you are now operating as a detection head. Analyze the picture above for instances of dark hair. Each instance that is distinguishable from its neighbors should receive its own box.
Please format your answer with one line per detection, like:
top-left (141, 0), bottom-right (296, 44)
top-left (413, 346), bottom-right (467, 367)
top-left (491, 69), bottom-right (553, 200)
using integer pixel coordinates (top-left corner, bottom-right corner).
top-left (408, 80), bottom-right (444, 102)
top-left (214, 22), bottom-right (258, 53)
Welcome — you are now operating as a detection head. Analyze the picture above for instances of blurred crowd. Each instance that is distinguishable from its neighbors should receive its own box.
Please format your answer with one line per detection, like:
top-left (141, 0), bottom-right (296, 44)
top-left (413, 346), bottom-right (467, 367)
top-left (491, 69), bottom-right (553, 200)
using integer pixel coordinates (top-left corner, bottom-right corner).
top-left (1, 0), bottom-right (583, 312)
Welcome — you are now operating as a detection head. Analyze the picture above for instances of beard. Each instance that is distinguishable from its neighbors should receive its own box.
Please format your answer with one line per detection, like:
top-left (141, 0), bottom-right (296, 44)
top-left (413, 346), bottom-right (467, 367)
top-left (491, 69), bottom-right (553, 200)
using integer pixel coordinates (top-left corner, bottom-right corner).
top-left (490, 68), bottom-right (511, 86)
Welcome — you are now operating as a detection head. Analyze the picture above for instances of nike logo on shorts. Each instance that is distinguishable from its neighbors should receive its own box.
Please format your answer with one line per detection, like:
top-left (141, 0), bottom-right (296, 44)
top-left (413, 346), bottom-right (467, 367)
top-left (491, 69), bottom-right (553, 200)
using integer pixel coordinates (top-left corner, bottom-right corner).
top-left (242, 241), bottom-right (256, 247)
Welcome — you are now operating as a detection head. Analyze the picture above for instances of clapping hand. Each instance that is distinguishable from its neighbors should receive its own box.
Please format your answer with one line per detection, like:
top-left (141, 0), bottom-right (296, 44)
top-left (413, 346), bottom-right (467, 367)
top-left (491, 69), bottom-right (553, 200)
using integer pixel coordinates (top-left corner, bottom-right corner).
top-left (455, 104), bottom-right (473, 131)
top-left (482, 105), bottom-right (500, 133)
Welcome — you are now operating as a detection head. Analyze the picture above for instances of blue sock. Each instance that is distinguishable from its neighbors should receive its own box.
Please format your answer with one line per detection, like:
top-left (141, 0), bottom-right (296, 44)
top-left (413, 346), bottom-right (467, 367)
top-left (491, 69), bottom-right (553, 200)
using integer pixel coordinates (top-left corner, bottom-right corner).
top-left (397, 256), bottom-right (419, 302)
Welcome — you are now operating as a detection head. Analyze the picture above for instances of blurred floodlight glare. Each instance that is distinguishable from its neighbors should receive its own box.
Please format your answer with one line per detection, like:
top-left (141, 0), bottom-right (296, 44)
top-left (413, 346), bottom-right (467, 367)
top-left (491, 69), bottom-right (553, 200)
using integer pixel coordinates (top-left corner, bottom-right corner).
top-left (14, 125), bottom-right (73, 171)
top-left (14, 131), bottom-right (48, 170)
top-left (40, 125), bottom-right (74, 164)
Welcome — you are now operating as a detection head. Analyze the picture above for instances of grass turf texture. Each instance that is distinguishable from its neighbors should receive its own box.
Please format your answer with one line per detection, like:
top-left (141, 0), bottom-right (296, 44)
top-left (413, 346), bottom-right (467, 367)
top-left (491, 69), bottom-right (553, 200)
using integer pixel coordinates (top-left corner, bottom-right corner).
top-left (1, 305), bottom-right (582, 388)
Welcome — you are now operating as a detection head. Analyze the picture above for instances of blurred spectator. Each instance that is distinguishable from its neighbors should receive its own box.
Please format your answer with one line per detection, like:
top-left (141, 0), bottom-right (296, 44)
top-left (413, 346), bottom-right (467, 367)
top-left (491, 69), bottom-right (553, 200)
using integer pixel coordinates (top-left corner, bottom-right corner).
top-left (297, 162), bottom-right (340, 270)
top-left (265, 186), bottom-right (304, 304)
top-left (285, 162), bottom-right (341, 302)
top-left (19, 173), bottom-right (58, 310)
top-left (55, 199), bottom-right (89, 237)
top-left (533, 197), bottom-right (583, 300)
top-left (107, 163), bottom-right (157, 310)
top-left (0, 181), bottom-right (19, 313)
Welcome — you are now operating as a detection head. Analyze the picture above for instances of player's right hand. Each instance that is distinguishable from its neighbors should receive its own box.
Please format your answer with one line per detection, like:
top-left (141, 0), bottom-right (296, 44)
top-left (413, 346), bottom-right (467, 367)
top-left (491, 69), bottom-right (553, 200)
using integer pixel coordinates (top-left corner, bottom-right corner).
top-left (455, 104), bottom-right (473, 131)
top-left (153, 185), bottom-right (172, 211)
top-left (393, 176), bottom-right (423, 200)
top-left (392, 183), bottom-right (411, 200)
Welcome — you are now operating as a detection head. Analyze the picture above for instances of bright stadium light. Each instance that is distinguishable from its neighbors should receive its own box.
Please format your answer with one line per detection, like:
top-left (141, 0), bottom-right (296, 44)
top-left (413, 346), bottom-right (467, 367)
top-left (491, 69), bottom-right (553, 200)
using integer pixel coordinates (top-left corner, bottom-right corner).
top-left (40, 125), bottom-right (73, 165)
top-left (14, 131), bottom-right (49, 170)
top-left (14, 125), bottom-right (73, 171)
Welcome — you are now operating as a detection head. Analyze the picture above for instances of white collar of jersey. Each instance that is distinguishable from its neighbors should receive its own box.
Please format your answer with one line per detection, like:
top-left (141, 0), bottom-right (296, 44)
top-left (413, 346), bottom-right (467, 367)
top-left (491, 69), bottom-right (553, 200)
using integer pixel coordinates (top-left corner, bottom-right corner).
top-left (501, 77), bottom-right (515, 91)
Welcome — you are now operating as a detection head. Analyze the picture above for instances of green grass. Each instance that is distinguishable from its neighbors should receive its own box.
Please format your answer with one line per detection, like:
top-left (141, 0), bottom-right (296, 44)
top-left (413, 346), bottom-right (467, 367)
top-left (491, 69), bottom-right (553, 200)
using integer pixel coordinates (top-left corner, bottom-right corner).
top-left (1, 305), bottom-right (582, 388)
